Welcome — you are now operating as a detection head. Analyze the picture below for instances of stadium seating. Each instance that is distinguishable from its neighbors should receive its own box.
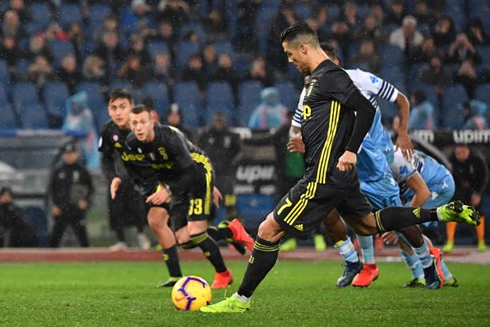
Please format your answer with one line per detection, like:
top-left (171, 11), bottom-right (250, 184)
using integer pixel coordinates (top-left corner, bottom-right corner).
top-left (174, 81), bottom-right (202, 128)
top-left (49, 41), bottom-right (75, 67)
top-left (43, 81), bottom-right (70, 120)
top-left (238, 81), bottom-right (263, 127)
top-left (76, 81), bottom-right (107, 130)
top-left (28, 2), bottom-right (52, 31)
top-left (59, 4), bottom-right (83, 28)
top-left (141, 82), bottom-right (169, 117)
top-left (380, 45), bottom-right (405, 67)
top-left (176, 41), bottom-right (200, 69)
top-left (0, 104), bottom-right (18, 129)
top-left (205, 82), bottom-right (235, 124)
top-left (474, 84), bottom-right (490, 122)
top-left (442, 84), bottom-right (469, 129)
top-left (0, 59), bottom-right (9, 85)
top-left (276, 81), bottom-right (300, 111)
top-left (147, 41), bottom-right (170, 59)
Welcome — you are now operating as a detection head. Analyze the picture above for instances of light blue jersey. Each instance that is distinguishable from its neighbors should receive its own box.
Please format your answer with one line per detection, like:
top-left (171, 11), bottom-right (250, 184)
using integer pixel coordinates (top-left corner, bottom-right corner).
top-left (390, 148), bottom-right (455, 208)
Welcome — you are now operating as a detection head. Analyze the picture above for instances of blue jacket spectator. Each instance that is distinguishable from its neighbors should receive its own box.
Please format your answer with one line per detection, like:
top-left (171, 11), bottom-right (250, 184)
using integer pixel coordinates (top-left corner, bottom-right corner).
top-left (248, 87), bottom-right (288, 129)
top-left (409, 90), bottom-right (436, 129)
top-left (463, 100), bottom-right (487, 130)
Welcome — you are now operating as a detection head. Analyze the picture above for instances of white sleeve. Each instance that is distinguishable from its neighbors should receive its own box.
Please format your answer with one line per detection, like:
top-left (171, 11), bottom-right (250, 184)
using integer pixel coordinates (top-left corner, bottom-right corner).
top-left (291, 88), bottom-right (306, 128)
top-left (390, 147), bottom-right (417, 184)
top-left (353, 69), bottom-right (399, 103)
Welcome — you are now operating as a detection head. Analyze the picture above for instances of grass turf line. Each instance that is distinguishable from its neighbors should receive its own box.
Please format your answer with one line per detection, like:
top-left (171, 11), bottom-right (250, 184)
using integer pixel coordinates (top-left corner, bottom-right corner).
top-left (0, 261), bottom-right (489, 327)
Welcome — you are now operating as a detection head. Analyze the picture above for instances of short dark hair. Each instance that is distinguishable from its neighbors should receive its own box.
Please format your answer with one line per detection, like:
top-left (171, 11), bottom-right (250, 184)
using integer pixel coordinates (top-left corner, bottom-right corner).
top-left (320, 42), bottom-right (338, 62)
top-left (280, 21), bottom-right (319, 48)
top-left (131, 104), bottom-right (152, 116)
top-left (109, 88), bottom-right (132, 104)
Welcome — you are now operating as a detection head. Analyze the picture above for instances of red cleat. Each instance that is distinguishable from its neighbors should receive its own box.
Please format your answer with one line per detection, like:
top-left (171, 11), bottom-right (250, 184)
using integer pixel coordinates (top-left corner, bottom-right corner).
top-left (211, 269), bottom-right (233, 289)
top-left (429, 247), bottom-right (445, 286)
top-left (227, 219), bottom-right (254, 252)
top-left (352, 263), bottom-right (379, 287)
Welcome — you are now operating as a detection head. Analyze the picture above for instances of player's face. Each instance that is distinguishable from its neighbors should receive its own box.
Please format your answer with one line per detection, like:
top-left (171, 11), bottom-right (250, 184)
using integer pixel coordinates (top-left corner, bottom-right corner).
top-left (130, 112), bottom-right (154, 142)
top-left (108, 98), bottom-right (132, 128)
top-left (282, 41), bottom-right (309, 74)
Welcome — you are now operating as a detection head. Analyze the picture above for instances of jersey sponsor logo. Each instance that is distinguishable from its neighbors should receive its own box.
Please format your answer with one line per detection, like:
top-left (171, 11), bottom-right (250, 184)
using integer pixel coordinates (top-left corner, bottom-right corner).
top-left (370, 76), bottom-right (378, 84)
top-left (301, 104), bottom-right (312, 120)
top-left (158, 147), bottom-right (169, 160)
top-left (151, 162), bottom-right (174, 170)
top-left (120, 152), bottom-right (145, 162)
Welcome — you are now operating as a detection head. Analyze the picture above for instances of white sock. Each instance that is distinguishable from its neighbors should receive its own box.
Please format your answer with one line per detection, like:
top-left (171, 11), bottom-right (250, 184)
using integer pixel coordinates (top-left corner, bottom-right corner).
top-left (234, 292), bottom-right (250, 303)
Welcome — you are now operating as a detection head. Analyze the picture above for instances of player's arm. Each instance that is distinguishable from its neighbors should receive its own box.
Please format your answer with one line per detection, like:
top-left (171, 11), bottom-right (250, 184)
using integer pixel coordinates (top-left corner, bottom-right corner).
top-left (394, 91), bottom-right (413, 159)
top-left (98, 132), bottom-right (118, 181)
top-left (406, 172), bottom-right (430, 207)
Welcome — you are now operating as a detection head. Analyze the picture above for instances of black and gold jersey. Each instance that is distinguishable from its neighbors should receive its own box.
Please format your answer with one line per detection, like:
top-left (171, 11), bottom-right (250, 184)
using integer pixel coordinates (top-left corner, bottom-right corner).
top-left (301, 59), bottom-right (359, 185)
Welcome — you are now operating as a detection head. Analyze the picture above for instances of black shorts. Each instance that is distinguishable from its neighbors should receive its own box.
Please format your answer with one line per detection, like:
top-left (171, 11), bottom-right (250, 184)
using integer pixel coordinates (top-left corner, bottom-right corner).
top-left (170, 159), bottom-right (215, 231)
top-left (273, 178), bottom-right (372, 238)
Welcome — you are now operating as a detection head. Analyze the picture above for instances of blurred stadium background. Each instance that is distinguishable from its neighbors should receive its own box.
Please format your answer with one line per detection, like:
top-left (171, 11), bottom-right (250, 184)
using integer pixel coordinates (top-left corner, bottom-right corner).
top-left (0, 0), bottom-right (489, 248)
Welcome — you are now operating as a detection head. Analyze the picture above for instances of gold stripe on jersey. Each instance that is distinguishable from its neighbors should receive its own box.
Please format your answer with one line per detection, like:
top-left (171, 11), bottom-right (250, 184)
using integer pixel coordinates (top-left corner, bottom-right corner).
top-left (284, 181), bottom-right (318, 226)
top-left (191, 152), bottom-right (213, 215)
top-left (316, 101), bottom-right (341, 184)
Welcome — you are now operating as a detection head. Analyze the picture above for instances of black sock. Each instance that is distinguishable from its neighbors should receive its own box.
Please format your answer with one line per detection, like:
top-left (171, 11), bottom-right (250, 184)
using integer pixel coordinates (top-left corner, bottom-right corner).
top-left (162, 245), bottom-right (182, 278)
top-left (115, 228), bottom-right (125, 242)
top-left (375, 207), bottom-right (438, 233)
top-left (238, 236), bottom-right (280, 298)
top-left (207, 226), bottom-right (233, 241)
top-left (191, 232), bottom-right (227, 273)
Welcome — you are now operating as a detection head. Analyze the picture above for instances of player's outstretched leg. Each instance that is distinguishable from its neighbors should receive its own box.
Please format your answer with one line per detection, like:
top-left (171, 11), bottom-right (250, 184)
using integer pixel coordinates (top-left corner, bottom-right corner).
top-left (207, 219), bottom-right (254, 254)
top-left (201, 214), bottom-right (283, 313)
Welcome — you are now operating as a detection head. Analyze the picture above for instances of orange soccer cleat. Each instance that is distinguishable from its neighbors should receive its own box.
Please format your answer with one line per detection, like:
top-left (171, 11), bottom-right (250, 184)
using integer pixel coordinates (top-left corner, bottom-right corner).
top-left (227, 219), bottom-right (254, 252)
top-left (211, 269), bottom-right (234, 289)
top-left (352, 263), bottom-right (379, 287)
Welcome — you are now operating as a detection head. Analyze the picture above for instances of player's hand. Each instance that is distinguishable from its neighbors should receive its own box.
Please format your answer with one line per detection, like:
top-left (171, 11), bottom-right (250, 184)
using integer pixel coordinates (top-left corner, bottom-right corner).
top-left (213, 186), bottom-right (222, 208)
top-left (336, 151), bottom-right (357, 171)
top-left (381, 231), bottom-right (399, 245)
top-left (395, 132), bottom-right (413, 160)
top-left (52, 205), bottom-right (61, 217)
top-left (146, 187), bottom-right (171, 205)
top-left (110, 177), bottom-right (122, 200)
top-left (78, 199), bottom-right (88, 210)
top-left (287, 135), bottom-right (305, 153)
top-left (470, 193), bottom-right (482, 207)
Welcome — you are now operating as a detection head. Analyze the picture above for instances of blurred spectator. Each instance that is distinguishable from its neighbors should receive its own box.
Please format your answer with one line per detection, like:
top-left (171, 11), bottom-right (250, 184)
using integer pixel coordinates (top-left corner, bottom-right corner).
top-left (202, 42), bottom-right (218, 75)
top-left (181, 55), bottom-right (208, 92)
top-left (26, 54), bottom-right (54, 88)
top-left (454, 59), bottom-right (479, 97)
top-left (466, 18), bottom-right (490, 46)
top-left (48, 142), bottom-right (94, 248)
top-left (94, 15), bottom-right (119, 42)
top-left (24, 35), bottom-right (53, 62)
top-left (118, 54), bottom-right (150, 88)
top-left (446, 33), bottom-right (481, 65)
top-left (330, 20), bottom-right (353, 60)
top-left (151, 52), bottom-right (174, 85)
top-left (0, 35), bottom-right (20, 74)
top-left (348, 39), bottom-right (382, 74)
top-left (308, 7), bottom-right (330, 41)
top-left (342, 2), bottom-right (361, 36)
top-left (204, 7), bottom-right (227, 36)
top-left (408, 90), bottom-right (436, 129)
top-left (384, 0), bottom-right (406, 26)
top-left (369, 3), bottom-right (385, 26)
top-left (266, 4), bottom-right (297, 72)
top-left (248, 87), bottom-right (288, 129)
top-left (242, 56), bottom-right (275, 87)
top-left (95, 31), bottom-right (125, 83)
top-left (141, 97), bottom-right (161, 123)
top-left (121, 0), bottom-right (152, 35)
top-left (82, 55), bottom-right (106, 85)
top-left (408, 34), bottom-right (439, 64)
top-left (56, 55), bottom-right (81, 95)
top-left (418, 55), bottom-right (453, 95)
top-left (354, 14), bottom-right (387, 48)
top-left (389, 15), bottom-right (423, 52)
top-left (445, 144), bottom-right (488, 253)
top-left (7, 0), bottom-right (30, 24)
top-left (67, 22), bottom-right (86, 64)
top-left (198, 112), bottom-right (242, 221)
top-left (149, 21), bottom-right (177, 58)
top-left (166, 103), bottom-right (193, 140)
top-left (156, 0), bottom-right (190, 33)
top-left (43, 23), bottom-right (68, 42)
top-left (62, 92), bottom-right (100, 170)
top-left (432, 15), bottom-right (456, 47)
top-left (126, 34), bottom-right (151, 67)
top-left (463, 100), bottom-right (488, 130)
top-left (235, 0), bottom-right (259, 52)
top-left (2, 9), bottom-right (24, 40)
top-left (211, 53), bottom-right (239, 99)
top-left (0, 187), bottom-right (38, 247)
top-left (412, 0), bottom-right (434, 27)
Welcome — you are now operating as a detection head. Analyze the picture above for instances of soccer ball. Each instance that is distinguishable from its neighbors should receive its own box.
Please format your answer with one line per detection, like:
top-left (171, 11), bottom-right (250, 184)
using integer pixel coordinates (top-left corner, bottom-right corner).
top-left (171, 276), bottom-right (212, 311)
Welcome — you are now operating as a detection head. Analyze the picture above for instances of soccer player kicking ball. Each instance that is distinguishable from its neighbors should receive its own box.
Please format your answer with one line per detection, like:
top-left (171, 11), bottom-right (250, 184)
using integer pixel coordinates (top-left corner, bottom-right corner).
top-left (127, 105), bottom-right (254, 289)
top-left (200, 22), bottom-right (479, 313)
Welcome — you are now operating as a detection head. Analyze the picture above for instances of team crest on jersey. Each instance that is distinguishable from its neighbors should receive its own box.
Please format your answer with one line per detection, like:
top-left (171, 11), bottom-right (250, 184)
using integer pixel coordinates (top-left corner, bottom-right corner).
top-left (113, 135), bottom-right (119, 141)
top-left (306, 79), bottom-right (317, 97)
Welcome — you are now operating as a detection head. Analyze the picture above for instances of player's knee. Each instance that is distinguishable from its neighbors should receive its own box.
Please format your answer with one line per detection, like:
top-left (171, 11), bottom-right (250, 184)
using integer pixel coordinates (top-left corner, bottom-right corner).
top-left (257, 213), bottom-right (283, 241)
top-left (147, 210), bottom-right (168, 229)
top-left (175, 228), bottom-right (190, 244)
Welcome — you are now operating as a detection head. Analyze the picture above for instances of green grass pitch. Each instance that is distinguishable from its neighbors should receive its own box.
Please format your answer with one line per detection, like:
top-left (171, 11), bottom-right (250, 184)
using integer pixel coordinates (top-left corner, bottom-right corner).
top-left (1, 261), bottom-right (489, 327)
